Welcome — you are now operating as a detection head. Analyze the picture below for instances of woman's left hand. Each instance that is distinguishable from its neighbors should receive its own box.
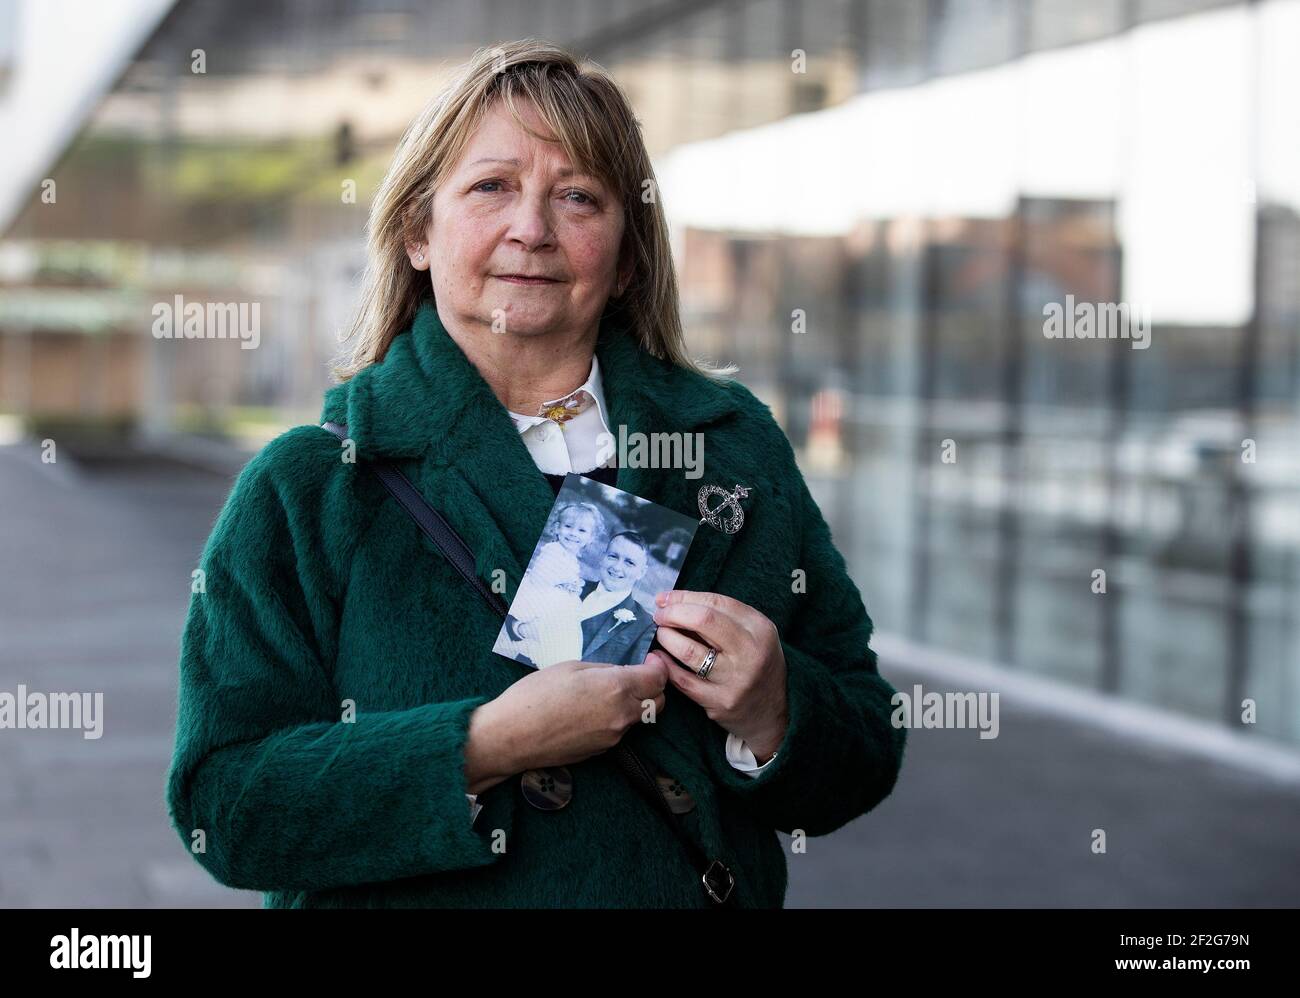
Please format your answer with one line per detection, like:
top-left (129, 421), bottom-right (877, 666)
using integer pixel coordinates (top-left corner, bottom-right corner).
top-left (648, 590), bottom-right (788, 763)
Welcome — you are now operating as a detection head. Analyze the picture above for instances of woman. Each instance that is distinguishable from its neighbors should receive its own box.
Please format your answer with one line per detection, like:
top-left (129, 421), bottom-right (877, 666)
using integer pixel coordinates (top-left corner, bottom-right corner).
top-left (165, 39), bottom-right (906, 908)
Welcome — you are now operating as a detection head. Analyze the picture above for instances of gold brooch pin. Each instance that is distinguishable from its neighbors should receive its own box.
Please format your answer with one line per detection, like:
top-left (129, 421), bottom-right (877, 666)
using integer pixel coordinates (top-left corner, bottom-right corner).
top-left (538, 389), bottom-right (595, 429)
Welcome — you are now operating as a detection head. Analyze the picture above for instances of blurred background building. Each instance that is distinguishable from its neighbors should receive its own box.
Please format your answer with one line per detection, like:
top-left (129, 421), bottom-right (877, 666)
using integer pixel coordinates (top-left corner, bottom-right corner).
top-left (2, 0), bottom-right (1298, 907)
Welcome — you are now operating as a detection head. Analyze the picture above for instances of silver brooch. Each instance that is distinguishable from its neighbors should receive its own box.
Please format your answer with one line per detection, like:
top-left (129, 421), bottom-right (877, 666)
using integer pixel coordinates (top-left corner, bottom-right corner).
top-left (698, 483), bottom-right (751, 534)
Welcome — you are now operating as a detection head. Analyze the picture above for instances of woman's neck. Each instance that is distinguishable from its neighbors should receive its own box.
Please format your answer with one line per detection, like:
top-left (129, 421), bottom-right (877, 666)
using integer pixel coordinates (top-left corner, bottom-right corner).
top-left (440, 306), bottom-right (597, 414)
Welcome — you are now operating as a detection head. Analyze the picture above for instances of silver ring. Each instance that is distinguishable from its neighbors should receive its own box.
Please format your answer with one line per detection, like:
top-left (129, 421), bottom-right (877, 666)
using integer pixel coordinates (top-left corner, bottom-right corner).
top-left (696, 646), bottom-right (717, 680)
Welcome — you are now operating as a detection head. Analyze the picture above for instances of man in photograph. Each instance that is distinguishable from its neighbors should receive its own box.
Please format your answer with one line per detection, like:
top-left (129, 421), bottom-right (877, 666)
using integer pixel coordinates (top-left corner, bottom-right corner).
top-left (575, 531), bottom-right (657, 666)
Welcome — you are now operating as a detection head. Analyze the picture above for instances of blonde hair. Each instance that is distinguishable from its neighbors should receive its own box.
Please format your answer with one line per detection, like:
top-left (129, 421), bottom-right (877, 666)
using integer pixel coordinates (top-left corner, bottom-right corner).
top-left (333, 39), bottom-right (737, 382)
top-left (548, 501), bottom-right (604, 549)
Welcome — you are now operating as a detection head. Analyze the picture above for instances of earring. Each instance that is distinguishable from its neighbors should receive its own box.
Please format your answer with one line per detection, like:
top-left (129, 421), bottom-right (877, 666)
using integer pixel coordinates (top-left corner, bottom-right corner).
top-left (416, 252), bottom-right (425, 262)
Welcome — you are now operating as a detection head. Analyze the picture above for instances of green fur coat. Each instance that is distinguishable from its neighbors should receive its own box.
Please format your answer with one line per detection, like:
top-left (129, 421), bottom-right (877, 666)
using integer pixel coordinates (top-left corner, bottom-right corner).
top-left (165, 301), bottom-right (906, 908)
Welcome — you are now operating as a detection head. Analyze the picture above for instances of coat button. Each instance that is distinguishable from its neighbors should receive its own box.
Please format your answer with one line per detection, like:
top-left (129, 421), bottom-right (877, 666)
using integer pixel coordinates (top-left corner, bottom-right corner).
top-left (655, 774), bottom-right (696, 814)
top-left (521, 766), bottom-right (573, 810)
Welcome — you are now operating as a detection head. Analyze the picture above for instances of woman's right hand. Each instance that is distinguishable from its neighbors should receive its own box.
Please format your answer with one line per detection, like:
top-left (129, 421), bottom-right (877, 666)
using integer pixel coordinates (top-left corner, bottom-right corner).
top-left (464, 659), bottom-right (669, 792)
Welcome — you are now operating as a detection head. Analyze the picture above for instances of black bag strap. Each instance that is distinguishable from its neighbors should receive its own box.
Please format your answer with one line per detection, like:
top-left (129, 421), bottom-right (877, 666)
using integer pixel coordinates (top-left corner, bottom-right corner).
top-left (321, 421), bottom-right (735, 907)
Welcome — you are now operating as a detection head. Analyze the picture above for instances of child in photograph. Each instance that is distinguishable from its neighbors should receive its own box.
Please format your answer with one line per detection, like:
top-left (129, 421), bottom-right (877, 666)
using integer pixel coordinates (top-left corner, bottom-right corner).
top-left (500, 501), bottom-right (605, 667)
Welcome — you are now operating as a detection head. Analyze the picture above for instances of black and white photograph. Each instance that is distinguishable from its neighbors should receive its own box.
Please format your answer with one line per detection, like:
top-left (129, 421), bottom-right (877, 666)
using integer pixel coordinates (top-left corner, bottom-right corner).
top-left (493, 473), bottom-right (699, 669)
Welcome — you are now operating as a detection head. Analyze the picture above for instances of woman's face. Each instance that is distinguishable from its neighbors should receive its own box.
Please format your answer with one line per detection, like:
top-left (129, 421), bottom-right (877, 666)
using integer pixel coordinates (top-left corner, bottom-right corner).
top-left (410, 98), bottom-right (629, 341)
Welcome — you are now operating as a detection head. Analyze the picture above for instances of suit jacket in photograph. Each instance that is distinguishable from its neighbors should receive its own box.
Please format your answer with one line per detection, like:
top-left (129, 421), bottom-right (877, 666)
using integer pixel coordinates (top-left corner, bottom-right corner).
top-left (576, 580), bottom-right (656, 666)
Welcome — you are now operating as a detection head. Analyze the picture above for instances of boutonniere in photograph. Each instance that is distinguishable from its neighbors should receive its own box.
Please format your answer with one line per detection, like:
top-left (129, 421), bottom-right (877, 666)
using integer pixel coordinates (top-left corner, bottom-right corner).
top-left (608, 608), bottom-right (636, 632)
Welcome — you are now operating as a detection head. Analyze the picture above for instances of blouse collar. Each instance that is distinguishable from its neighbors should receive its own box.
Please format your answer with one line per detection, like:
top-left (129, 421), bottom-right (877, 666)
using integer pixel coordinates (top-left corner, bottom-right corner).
top-left (504, 352), bottom-right (612, 438)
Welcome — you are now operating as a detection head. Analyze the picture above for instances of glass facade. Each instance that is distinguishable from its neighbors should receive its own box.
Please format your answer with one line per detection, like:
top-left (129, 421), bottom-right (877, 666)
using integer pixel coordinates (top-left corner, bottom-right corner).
top-left (3, 0), bottom-right (1298, 746)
